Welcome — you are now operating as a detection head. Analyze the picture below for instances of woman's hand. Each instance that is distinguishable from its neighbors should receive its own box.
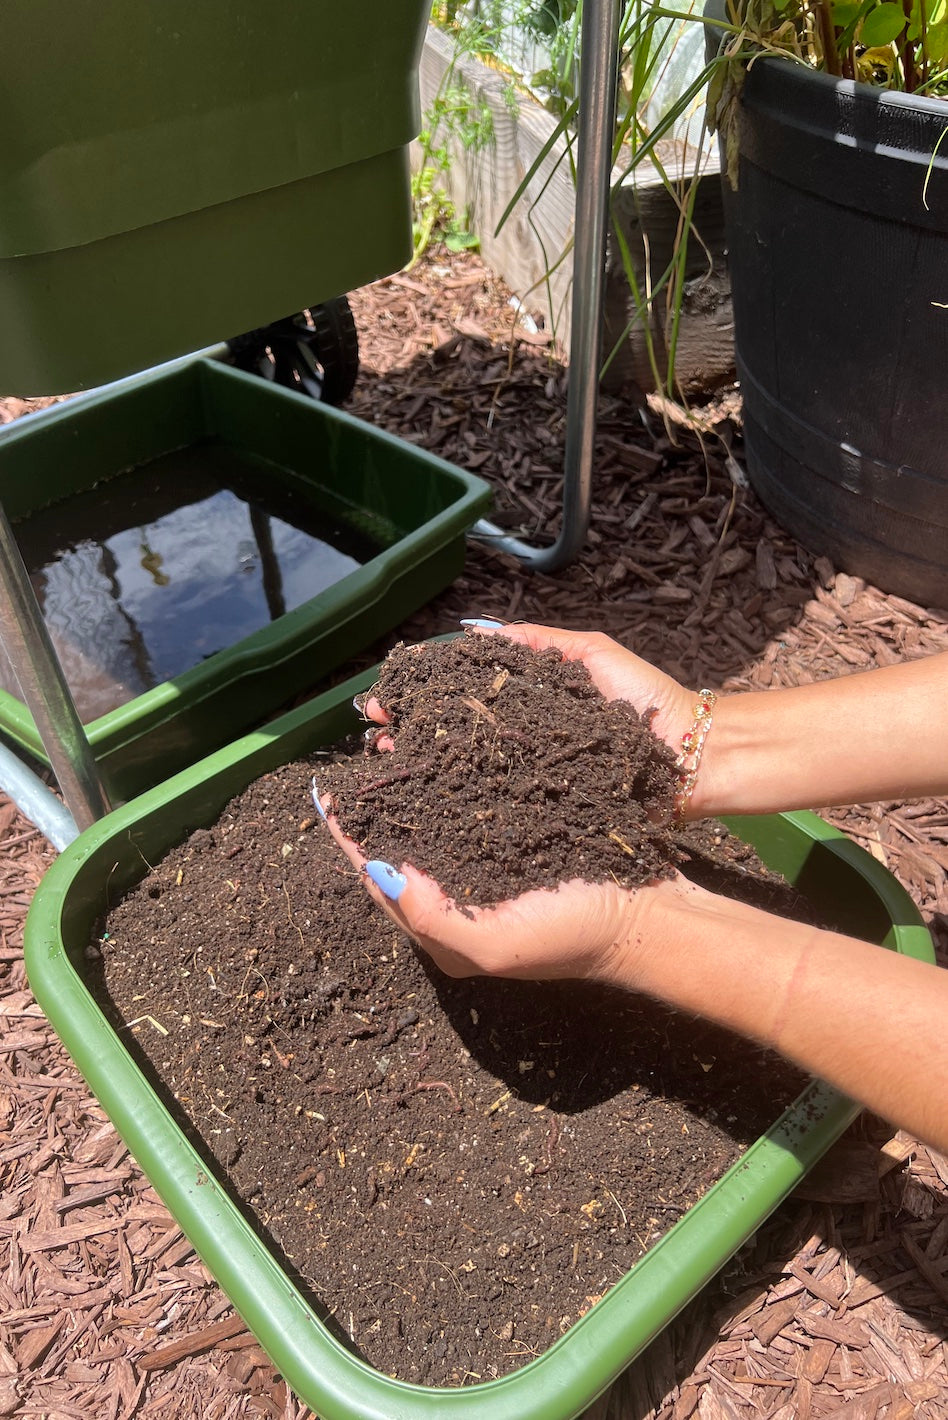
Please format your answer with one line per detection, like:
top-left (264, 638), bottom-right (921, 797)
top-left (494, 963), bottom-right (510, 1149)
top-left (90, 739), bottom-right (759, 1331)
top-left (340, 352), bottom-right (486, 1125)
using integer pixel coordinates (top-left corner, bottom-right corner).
top-left (315, 780), bottom-right (661, 986)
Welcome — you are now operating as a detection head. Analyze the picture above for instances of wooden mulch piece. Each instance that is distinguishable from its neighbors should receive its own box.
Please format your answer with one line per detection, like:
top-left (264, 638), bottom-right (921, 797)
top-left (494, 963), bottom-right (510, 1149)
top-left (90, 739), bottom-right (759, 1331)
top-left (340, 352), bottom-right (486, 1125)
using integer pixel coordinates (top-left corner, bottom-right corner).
top-left (0, 395), bottom-right (66, 425)
top-left (2, 244), bottom-right (947, 1418)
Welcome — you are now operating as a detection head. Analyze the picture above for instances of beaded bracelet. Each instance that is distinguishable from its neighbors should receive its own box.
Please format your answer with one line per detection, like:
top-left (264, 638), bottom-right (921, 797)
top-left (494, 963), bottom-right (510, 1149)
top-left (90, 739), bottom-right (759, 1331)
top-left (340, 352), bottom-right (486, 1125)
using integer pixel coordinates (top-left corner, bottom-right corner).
top-left (673, 689), bottom-right (717, 823)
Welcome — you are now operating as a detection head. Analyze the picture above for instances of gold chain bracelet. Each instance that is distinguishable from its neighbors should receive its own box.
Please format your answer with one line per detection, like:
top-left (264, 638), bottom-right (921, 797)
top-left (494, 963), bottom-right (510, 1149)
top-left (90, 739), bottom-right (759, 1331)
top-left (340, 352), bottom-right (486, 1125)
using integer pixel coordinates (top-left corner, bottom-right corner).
top-left (673, 689), bottom-right (717, 823)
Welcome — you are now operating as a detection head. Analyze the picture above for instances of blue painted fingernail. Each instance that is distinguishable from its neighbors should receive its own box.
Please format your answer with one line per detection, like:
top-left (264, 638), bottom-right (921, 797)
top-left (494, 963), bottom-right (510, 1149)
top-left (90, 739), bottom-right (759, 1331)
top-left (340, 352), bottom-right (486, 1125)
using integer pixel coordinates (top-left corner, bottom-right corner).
top-left (364, 860), bottom-right (407, 901)
top-left (310, 777), bottom-right (328, 822)
top-left (460, 617), bottom-right (505, 629)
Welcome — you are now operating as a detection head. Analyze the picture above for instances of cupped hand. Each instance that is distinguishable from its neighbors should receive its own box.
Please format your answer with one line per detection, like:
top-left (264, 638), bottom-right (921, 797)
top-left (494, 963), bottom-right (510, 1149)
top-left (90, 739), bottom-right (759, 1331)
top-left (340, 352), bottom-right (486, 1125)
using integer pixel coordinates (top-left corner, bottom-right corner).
top-left (315, 784), bottom-right (667, 987)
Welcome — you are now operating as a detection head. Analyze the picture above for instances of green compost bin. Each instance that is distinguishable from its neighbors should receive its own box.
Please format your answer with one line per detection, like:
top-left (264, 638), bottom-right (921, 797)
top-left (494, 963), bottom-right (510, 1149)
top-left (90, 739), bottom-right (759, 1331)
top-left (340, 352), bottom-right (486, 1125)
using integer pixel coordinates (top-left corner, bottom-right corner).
top-left (0, 359), bottom-right (491, 802)
top-left (1, 1), bottom-right (429, 394)
top-left (24, 662), bottom-right (934, 1420)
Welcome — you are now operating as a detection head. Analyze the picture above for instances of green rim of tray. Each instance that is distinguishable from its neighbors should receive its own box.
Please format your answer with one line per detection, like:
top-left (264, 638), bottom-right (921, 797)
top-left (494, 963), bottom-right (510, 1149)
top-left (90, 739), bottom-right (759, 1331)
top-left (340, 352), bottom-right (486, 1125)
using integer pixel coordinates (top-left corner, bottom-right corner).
top-left (25, 664), bottom-right (934, 1420)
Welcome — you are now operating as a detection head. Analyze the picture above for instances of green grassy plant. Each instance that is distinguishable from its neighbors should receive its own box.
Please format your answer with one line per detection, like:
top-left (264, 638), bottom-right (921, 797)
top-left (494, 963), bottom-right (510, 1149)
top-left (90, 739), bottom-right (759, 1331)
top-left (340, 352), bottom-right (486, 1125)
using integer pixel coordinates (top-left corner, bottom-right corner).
top-left (410, 3), bottom-right (521, 266)
top-left (484, 0), bottom-right (726, 403)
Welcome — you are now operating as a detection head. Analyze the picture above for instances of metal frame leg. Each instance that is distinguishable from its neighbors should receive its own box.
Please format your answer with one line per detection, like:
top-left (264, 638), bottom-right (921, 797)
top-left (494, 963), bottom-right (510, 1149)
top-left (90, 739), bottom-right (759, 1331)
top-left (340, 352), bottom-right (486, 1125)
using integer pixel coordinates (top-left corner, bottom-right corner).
top-left (0, 345), bottom-right (233, 831)
top-left (0, 499), bottom-right (111, 830)
top-left (470, 0), bottom-right (621, 572)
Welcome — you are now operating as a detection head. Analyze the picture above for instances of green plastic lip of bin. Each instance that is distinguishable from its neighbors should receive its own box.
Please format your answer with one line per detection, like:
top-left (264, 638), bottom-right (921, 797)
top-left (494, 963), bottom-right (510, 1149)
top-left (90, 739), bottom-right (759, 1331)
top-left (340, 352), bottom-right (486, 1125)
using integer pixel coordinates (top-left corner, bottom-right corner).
top-left (0, 358), bottom-right (492, 803)
top-left (25, 663), bottom-right (934, 1420)
top-left (1, 0), bottom-right (430, 392)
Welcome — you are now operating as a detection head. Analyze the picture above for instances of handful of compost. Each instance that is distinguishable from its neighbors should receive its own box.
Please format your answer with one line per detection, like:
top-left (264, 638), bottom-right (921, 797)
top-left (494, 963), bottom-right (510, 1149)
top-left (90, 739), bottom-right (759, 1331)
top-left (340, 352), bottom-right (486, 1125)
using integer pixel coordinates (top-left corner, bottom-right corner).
top-left (316, 636), bottom-right (777, 910)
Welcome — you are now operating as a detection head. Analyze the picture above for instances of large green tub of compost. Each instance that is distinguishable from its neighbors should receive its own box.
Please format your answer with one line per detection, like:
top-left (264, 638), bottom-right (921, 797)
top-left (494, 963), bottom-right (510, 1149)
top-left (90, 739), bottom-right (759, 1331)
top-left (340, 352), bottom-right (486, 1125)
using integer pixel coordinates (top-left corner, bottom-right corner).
top-left (24, 662), bottom-right (934, 1420)
top-left (1, 0), bottom-right (428, 393)
top-left (0, 359), bottom-right (491, 802)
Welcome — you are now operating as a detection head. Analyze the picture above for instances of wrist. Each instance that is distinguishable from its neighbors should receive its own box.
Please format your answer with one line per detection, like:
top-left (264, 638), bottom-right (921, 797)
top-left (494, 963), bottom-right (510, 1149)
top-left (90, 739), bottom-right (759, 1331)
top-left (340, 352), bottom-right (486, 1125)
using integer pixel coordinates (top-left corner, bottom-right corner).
top-left (641, 678), bottom-right (701, 757)
top-left (681, 696), bottom-right (726, 820)
top-left (612, 875), bottom-right (814, 1050)
top-left (601, 875), bottom-right (697, 993)
top-left (671, 687), bottom-right (718, 823)
top-left (684, 690), bottom-right (772, 820)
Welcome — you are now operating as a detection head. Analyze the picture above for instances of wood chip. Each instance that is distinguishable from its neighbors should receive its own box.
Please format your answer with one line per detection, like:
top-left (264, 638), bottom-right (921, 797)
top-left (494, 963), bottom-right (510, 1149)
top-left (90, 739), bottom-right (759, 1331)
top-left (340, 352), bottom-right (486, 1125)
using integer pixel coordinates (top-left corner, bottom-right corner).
top-left (900, 1231), bottom-right (948, 1306)
top-left (798, 1310), bottom-right (871, 1349)
top-left (801, 1337), bottom-right (837, 1383)
top-left (752, 1297), bottom-right (800, 1347)
top-left (136, 1316), bottom-right (252, 1372)
top-left (15, 1321), bottom-right (62, 1370)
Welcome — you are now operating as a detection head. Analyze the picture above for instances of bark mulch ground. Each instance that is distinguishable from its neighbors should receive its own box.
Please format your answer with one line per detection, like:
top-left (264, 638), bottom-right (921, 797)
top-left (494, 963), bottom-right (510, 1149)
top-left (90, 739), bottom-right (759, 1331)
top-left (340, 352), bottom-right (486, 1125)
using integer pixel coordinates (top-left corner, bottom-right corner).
top-left (1, 245), bottom-right (947, 1417)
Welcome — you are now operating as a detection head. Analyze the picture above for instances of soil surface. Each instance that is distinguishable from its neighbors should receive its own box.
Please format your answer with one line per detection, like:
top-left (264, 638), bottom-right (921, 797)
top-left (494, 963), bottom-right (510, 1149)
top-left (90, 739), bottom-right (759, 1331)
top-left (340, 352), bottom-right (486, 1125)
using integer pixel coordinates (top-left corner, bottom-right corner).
top-left (91, 637), bottom-right (809, 1387)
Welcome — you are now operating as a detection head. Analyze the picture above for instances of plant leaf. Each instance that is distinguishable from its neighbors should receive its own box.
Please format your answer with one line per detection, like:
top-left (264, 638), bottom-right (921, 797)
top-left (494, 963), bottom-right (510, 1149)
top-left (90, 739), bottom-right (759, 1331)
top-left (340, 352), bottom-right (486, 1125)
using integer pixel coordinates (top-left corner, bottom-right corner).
top-left (830, 2), bottom-right (861, 27)
top-left (444, 229), bottom-right (480, 251)
top-left (859, 3), bottom-right (907, 47)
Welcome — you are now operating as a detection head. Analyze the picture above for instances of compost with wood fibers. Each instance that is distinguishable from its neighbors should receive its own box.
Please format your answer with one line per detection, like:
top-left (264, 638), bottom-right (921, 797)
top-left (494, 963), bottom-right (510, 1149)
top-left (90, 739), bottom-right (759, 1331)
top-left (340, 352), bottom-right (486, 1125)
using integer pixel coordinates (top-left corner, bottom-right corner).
top-left (91, 636), bottom-right (810, 1386)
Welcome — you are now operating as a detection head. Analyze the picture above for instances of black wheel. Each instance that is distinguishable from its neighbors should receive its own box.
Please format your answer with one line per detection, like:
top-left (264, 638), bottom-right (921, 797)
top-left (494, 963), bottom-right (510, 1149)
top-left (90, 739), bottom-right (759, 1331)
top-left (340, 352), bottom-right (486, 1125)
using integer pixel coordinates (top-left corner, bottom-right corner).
top-left (228, 295), bottom-right (360, 405)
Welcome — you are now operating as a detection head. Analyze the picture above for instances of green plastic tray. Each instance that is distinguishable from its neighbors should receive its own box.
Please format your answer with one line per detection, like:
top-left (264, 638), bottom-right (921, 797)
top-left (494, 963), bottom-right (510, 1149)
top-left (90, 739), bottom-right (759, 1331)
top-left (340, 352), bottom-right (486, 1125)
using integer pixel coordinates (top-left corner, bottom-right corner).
top-left (0, 359), bottom-right (491, 802)
top-left (1, 1), bottom-right (428, 392)
top-left (24, 663), bottom-right (934, 1420)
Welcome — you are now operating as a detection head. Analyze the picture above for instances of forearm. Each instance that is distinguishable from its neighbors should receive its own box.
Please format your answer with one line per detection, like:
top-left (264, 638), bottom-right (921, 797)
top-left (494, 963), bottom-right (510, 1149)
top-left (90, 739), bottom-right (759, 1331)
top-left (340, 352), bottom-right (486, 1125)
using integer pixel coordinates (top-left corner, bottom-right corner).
top-left (690, 652), bottom-right (948, 818)
top-left (623, 879), bottom-right (948, 1151)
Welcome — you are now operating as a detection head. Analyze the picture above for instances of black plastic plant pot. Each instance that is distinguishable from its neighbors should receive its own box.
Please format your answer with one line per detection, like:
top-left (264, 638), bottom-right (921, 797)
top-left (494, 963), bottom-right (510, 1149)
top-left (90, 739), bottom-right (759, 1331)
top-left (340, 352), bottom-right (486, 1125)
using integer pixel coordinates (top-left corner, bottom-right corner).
top-left (0, 359), bottom-right (491, 802)
top-left (24, 664), bottom-right (934, 1420)
top-left (715, 46), bottom-right (948, 607)
top-left (1, 0), bottom-right (429, 393)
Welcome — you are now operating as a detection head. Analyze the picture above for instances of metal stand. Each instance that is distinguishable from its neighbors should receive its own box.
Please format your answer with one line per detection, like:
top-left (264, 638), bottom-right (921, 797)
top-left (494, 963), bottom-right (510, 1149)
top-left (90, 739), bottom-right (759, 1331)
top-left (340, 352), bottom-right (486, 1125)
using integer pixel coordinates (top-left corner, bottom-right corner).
top-left (471, 0), bottom-right (621, 571)
top-left (0, 501), bottom-right (112, 830)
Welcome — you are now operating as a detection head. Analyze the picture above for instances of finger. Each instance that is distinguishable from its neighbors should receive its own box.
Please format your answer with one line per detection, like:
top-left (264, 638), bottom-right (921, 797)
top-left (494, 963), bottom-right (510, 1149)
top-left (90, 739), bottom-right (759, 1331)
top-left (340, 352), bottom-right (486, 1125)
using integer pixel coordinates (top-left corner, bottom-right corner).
top-left (363, 695), bottom-right (390, 725)
top-left (372, 865), bottom-right (479, 976)
top-left (352, 690), bottom-right (392, 726)
top-left (336, 854), bottom-right (477, 976)
top-left (311, 781), bottom-right (364, 865)
top-left (312, 781), bottom-right (425, 933)
top-left (317, 794), bottom-right (366, 876)
top-left (358, 858), bottom-right (447, 948)
top-left (363, 726), bottom-right (396, 754)
top-left (390, 872), bottom-right (531, 978)
top-left (459, 617), bottom-right (507, 632)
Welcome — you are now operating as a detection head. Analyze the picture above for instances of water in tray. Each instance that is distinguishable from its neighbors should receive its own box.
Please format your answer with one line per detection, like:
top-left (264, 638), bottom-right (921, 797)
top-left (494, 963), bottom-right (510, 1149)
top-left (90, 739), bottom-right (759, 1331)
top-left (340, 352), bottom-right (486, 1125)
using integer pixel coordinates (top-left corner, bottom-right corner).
top-left (2, 440), bottom-right (385, 722)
